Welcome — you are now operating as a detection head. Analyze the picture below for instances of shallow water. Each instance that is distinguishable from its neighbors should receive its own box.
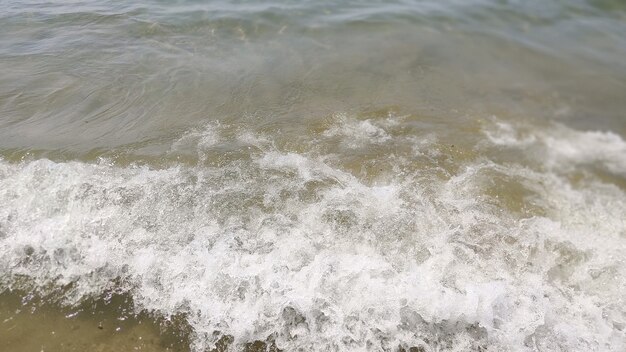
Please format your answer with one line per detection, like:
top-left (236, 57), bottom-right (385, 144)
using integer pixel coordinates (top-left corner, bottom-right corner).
top-left (1, 1), bottom-right (625, 351)
top-left (0, 290), bottom-right (190, 352)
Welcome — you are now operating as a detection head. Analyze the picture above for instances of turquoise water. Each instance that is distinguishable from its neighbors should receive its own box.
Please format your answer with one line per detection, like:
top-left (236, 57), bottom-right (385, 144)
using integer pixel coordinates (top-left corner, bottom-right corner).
top-left (1, 1), bottom-right (625, 351)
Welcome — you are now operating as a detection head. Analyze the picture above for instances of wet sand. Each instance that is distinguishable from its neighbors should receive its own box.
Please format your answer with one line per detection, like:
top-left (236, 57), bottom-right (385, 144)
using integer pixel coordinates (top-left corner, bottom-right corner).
top-left (0, 290), bottom-right (190, 352)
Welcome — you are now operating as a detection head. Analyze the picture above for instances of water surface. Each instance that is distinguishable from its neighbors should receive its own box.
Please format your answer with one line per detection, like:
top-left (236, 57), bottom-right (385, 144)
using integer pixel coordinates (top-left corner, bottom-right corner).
top-left (1, 1), bottom-right (625, 351)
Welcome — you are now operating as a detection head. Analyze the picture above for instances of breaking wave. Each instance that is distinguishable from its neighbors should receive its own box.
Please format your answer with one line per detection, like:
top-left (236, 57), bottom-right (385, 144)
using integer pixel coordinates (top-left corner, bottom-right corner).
top-left (1, 117), bottom-right (625, 351)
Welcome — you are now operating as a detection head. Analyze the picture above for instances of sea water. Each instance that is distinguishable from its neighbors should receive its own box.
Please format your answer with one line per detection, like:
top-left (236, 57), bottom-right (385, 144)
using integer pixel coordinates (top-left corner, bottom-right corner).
top-left (0, 1), bottom-right (625, 351)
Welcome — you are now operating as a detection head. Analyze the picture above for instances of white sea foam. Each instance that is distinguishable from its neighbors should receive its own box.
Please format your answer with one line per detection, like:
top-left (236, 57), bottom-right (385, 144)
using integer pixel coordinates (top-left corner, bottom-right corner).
top-left (483, 118), bottom-right (626, 175)
top-left (543, 128), bottom-right (626, 175)
top-left (323, 114), bottom-right (392, 149)
top-left (1, 121), bottom-right (625, 351)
